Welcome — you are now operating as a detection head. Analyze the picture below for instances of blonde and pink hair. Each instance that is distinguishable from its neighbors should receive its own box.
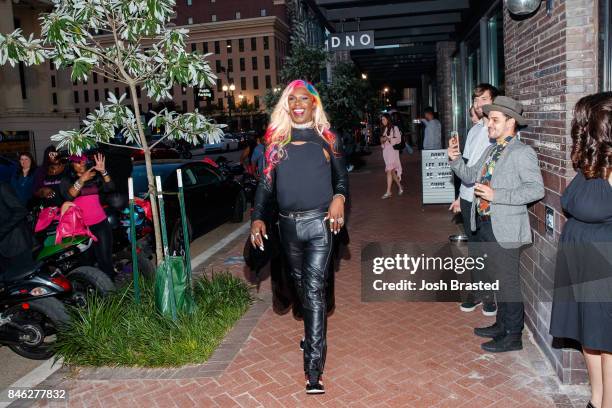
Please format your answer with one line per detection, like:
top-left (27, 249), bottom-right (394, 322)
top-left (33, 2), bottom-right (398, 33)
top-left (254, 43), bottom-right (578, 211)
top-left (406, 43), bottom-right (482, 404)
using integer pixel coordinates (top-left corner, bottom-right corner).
top-left (263, 80), bottom-right (336, 180)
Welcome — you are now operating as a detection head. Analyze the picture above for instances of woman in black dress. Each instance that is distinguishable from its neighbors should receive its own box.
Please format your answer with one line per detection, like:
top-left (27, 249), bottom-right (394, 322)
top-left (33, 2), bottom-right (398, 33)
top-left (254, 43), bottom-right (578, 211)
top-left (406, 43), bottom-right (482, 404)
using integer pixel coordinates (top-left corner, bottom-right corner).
top-left (250, 80), bottom-right (348, 394)
top-left (550, 92), bottom-right (612, 408)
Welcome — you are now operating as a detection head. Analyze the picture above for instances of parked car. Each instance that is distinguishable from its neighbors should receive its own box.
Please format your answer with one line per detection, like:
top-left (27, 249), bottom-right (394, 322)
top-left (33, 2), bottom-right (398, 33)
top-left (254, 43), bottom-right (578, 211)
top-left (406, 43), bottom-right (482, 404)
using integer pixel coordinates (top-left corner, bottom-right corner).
top-left (130, 160), bottom-right (246, 252)
top-left (0, 155), bottom-right (17, 182)
top-left (202, 136), bottom-right (239, 152)
top-left (130, 142), bottom-right (181, 161)
top-left (224, 132), bottom-right (248, 149)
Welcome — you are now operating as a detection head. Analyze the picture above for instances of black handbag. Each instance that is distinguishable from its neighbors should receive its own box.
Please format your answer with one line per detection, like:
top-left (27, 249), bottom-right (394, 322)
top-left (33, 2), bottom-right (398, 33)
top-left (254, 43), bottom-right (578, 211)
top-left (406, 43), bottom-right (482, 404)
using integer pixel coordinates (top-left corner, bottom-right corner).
top-left (393, 127), bottom-right (406, 151)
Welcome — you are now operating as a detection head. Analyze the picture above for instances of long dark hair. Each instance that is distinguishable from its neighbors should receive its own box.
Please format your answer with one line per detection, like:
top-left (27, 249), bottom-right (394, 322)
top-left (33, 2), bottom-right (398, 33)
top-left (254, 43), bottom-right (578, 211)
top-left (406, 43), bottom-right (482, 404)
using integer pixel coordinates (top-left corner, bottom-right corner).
top-left (571, 92), bottom-right (612, 179)
top-left (17, 152), bottom-right (37, 178)
top-left (380, 113), bottom-right (393, 136)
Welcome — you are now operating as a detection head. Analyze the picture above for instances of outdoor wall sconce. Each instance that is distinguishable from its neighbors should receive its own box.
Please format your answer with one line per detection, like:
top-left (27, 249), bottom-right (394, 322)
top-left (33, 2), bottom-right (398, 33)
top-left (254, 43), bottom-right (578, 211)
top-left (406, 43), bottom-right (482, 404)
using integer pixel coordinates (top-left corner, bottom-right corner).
top-left (506, 0), bottom-right (554, 16)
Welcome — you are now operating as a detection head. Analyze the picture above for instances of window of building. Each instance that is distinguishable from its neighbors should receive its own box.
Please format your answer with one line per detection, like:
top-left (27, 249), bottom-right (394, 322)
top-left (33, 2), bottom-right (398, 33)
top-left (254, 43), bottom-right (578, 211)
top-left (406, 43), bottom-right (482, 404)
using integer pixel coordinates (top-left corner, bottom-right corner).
top-left (251, 37), bottom-right (257, 51)
top-left (254, 95), bottom-right (260, 108)
top-left (84, 90), bottom-right (89, 103)
top-left (241, 77), bottom-right (247, 90)
top-left (253, 76), bottom-right (259, 89)
top-left (187, 0), bottom-right (192, 5)
top-left (187, 17), bottom-right (193, 25)
top-left (217, 79), bottom-right (222, 92)
top-left (600, 0), bottom-right (612, 90)
top-left (148, 102), bottom-right (153, 111)
top-left (227, 40), bottom-right (232, 52)
top-left (50, 61), bottom-right (55, 71)
top-left (74, 91), bottom-right (79, 104)
top-left (215, 41), bottom-right (220, 54)
top-left (125, 86), bottom-right (130, 98)
top-left (191, 43), bottom-right (196, 52)
top-left (104, 88), bottom-right (109, 99)
top-left (487, 10), bottom-right (504, 90)
top-left (211, 0), bottom-right (215, 2)
top-left (217, 98), bottom-right (223, 109)
top-left (94, 89), bottom-right (99, 102)
top-left (265, 75), bottom-right (271, 89)
top-left (264, 36), bottom-right (269, 50)
top-left (136, 86), bottom-right (141, 98)
top-left (216, 60), bottom-right (222, 73)
top-left (115, 87), bottom-right (119, 96)
top-left (103, 76), bottom-right (108, 83)
top-left (51, 75), bottom-right (56, 88)
top-left (239, 39), bottom-right (244, 52)
top-left (211, 14), bottom-right (217, 22)
top-left (182, 100), bottom-right (188, 112)
top-left (235, 11), bottom-right (241, 20)
top-left (228, 59), bottom-right (233, 72)
top-left (93, 72), bottom-right (98, 84)
top-left (203, 42), bottom-right (209, 53)
top-left (252, 56), bottom-right (258, 70)
top-left (264, 55), bottom-right (270, 70)
top-left (85, 107), bottom-right (90, 115)
top-left (75, 108), bottom-right (80, 114)
top-left (240, 58), bottom-right (245, 71)
top-left (261, 9), bottom-right (267, 17)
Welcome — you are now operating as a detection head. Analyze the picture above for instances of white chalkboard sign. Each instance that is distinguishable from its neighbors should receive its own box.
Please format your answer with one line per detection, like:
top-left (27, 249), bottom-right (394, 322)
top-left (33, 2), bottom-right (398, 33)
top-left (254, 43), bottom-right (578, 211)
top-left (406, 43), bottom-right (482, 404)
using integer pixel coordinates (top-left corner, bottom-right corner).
top-left (422, 149), bottom-right (455, 204)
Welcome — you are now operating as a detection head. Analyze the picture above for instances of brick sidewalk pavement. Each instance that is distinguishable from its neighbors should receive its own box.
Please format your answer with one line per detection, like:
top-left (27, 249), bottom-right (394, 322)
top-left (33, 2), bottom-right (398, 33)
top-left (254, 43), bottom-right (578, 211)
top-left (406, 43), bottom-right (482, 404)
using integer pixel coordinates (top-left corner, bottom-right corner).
top-left (31, 151), bottom-right (588, 408)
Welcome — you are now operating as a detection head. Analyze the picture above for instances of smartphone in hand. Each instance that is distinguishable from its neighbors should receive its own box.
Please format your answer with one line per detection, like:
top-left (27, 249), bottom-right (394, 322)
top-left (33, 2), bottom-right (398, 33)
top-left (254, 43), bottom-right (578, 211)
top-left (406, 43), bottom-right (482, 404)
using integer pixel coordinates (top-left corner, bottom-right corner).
top-left (450, 131), bottom-right (459, 146)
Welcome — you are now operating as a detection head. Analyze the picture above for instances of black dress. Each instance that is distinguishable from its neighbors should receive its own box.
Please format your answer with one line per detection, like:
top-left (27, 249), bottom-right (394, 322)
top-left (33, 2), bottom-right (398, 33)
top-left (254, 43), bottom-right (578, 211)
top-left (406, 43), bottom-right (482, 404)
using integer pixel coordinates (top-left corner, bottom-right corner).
top-left (550, 171), bottom-right (612, 352)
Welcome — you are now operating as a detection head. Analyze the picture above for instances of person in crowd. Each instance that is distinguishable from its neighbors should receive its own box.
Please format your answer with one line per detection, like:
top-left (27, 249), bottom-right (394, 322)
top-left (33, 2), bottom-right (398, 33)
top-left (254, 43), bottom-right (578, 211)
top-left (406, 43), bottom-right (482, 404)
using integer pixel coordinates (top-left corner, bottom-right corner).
top-left (449, 84), bottom-right (500, 316)
top-left (240, 134), bottom-right (260, 175)
top-left (249, 134), bottom-right (266, 178)
top-left (420, 107), bottom-right (442, 150)
top-left (448, 96), bottom-right (544, 352)
top-left (470, 105), bottom-right (480, 125)
top-left (61, 153), bottom-right (115, 280)
top-left (33, 145), bottom-right (67, 209)
top-left (10, 152), bottom-right (37, 207)
top-left (250, 79), bottom-right (348, 394)
top-left (0, 182), bottom-right (35, 275)
top-left (550, 93), bottom-right (612, 408)
top-left (380, 113), bottom-right (403, 199)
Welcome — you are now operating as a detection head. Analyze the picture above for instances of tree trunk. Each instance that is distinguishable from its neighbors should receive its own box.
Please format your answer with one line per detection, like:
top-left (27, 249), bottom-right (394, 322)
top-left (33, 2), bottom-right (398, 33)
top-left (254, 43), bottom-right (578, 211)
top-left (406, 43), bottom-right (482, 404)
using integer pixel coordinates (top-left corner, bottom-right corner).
top-left (129, 83), bottom-right (164, 265)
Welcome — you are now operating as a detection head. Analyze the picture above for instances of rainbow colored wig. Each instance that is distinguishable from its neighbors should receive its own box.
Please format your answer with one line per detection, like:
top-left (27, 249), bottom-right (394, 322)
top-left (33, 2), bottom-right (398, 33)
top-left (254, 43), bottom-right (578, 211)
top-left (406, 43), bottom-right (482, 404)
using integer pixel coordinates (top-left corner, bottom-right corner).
top-left (263, 80), bottom-right (336, 180)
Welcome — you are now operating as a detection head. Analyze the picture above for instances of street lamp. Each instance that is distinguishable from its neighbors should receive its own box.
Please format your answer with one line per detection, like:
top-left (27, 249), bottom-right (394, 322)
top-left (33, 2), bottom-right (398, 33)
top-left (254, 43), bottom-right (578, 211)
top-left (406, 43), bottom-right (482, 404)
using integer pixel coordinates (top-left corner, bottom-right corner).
top-left (222, 83), bottom-right (236, 124)
top-left (361, 73), bottom-right (368, 80)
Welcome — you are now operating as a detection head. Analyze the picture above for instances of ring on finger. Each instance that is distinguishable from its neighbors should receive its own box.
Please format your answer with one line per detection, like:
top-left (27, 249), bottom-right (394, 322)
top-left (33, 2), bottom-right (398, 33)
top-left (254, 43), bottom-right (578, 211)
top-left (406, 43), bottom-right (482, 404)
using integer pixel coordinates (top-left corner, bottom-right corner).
top-left (337, 217), bottom-right (344, 224)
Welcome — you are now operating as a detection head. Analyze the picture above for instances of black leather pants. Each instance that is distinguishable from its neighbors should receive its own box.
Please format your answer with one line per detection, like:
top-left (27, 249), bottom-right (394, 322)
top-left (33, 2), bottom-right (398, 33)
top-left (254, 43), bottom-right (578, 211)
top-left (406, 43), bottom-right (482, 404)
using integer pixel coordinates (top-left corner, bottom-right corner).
top-left (279, 208), bottom-right (333, 381)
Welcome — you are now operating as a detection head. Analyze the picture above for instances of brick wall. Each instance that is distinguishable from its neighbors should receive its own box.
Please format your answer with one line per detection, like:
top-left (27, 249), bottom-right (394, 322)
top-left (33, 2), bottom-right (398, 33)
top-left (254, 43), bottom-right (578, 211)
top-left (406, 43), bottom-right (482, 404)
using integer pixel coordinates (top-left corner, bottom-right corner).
top-left (436, 41), bottom-right (457, 143)
top-left (503, 0), bottom-right (598, 384)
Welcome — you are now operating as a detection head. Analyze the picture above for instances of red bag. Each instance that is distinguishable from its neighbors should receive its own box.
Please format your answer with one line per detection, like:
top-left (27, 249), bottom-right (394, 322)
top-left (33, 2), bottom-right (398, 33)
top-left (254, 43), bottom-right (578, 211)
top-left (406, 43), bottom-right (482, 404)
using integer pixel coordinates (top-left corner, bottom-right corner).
top-left (35, 207), bottom-right (60, 233)
top-left (55, 204), bottom-right (98, 244)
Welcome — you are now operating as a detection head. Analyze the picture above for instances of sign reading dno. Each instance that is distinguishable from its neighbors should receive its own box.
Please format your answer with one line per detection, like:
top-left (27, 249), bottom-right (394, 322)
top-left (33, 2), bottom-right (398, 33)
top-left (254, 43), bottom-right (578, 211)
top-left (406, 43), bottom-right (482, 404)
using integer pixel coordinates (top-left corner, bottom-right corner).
top-left (325, 31), bottom-right (374, 51)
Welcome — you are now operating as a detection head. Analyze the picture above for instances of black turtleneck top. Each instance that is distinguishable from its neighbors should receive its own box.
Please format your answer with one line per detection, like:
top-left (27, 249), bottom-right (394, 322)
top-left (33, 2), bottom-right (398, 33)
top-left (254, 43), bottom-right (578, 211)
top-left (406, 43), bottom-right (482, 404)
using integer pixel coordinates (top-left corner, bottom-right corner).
top-left (251, 127), bottom-right (349, 220)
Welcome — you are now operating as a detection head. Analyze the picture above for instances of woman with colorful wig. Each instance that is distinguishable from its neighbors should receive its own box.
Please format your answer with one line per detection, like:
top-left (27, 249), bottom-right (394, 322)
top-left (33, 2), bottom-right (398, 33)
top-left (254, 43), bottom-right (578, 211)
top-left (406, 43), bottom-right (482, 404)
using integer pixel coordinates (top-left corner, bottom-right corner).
top-left (250, 80), bottom-right (349, 394)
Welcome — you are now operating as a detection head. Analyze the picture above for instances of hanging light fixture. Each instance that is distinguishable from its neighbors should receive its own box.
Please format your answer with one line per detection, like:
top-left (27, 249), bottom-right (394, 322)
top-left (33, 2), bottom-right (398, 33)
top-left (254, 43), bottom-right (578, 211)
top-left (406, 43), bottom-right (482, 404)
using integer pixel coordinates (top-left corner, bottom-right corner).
top-left (507, 0), bottom-right (554, 16)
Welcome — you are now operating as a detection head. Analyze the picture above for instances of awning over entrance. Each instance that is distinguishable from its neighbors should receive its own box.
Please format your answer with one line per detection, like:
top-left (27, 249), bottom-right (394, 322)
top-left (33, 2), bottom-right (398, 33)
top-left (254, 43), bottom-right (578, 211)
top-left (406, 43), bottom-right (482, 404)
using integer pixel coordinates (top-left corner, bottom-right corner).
top-left (313, 0), bottom-right (489, 85)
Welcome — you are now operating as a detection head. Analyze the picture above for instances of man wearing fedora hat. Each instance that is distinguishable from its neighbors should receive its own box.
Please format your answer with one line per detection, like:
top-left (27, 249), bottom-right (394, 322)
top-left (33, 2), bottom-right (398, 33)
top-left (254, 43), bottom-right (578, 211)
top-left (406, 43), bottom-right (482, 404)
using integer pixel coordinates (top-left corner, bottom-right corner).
top-left (448, 96), bottom-right (545, 353)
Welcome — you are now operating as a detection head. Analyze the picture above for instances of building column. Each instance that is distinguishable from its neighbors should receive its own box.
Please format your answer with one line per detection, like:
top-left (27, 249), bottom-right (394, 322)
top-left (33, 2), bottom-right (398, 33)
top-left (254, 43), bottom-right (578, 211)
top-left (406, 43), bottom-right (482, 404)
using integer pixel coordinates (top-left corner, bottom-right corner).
top-left (435, 41), bottom-right (457, 144)
top-left (0, 0), bottom-right (25, 112)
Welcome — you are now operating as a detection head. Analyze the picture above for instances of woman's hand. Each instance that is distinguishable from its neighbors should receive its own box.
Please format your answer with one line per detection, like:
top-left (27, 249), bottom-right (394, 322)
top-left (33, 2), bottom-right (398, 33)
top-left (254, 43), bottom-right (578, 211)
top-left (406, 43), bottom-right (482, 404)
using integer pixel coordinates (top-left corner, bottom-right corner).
top-left (250, 220), bottom-right (267, 250)
top-left (93, 153), bottom-right (106, 173)
top-left (325, 195), bottom-right (345, 234)
top-left (79, 168), bottom-right (96, 184)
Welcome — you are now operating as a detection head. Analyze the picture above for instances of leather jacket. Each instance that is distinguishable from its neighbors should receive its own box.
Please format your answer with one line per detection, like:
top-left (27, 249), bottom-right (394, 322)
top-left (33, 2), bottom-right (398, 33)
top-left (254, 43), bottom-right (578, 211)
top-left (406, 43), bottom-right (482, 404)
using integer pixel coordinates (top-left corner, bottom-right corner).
top-left (0, 182), bottom-right (32, 258)
top-left (251, 134), bottom-right (349, 222)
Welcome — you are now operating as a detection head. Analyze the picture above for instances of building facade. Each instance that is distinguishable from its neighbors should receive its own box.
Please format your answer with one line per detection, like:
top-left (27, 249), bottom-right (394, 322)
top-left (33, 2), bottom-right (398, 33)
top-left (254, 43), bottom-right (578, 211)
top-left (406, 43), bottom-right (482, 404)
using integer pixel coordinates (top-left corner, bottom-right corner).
top-left (71, 1), bottom-right (291, 131)
top-left (0, 0), bottom-right (79, 162)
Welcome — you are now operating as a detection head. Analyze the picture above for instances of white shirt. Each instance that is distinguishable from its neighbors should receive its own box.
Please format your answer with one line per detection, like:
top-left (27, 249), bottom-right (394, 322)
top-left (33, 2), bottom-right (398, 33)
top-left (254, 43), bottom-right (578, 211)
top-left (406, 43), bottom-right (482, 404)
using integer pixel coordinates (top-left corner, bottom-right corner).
top-left (459, 119), bottom-right (492, 202)
top-left (421, 119), bottom-right (442, 150)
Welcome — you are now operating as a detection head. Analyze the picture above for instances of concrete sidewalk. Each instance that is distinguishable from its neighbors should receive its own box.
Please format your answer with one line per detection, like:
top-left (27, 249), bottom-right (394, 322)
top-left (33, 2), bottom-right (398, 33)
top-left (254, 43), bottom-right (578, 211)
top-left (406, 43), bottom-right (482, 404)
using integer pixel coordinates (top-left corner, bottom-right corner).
top-left (30, 151), bottom-right (588, 407)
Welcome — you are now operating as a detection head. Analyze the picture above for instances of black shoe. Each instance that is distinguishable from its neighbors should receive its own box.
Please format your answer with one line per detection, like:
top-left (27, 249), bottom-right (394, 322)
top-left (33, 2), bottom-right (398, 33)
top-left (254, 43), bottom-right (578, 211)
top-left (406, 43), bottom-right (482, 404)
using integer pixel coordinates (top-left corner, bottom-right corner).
top-left (482, 301), bottom-right (497, 317)
top-left (300, 338), bottom-right (305, 351)
top-left (306, 380), bottom-right (325, 394)
top-left (460, 294), bottom-right (482, 312)
top-left (481, 334), bottom-right (523, 353)
top-left (474, 323), bottom-right (505, 338)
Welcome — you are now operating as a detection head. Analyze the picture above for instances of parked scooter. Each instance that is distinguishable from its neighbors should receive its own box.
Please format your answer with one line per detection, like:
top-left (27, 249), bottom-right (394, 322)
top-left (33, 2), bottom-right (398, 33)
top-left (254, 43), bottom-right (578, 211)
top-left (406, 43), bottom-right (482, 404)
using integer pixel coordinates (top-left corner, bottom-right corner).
top-left (0, 265), bottom-right (71, 359)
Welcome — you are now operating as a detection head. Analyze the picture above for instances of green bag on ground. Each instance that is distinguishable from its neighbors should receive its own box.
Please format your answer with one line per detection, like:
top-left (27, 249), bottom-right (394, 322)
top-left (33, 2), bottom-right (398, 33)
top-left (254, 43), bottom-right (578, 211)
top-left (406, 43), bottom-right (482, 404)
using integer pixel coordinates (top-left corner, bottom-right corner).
top-left (154, 256), bottom-right (195, 319)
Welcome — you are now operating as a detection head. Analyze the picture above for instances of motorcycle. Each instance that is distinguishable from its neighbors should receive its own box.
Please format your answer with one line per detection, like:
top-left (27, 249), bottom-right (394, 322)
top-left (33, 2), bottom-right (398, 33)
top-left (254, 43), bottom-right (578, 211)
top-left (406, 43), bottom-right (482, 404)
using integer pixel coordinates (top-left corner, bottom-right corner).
top-left (0, 265), bottom-right (71, 360)
top-left (215, 156), bottom-right (258, 205)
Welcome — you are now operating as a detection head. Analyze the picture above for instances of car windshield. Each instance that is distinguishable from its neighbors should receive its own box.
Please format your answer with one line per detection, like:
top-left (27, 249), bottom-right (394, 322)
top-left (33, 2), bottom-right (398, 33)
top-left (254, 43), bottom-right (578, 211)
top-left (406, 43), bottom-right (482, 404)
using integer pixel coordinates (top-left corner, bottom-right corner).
top-left (132, 163), bottom-right (181, 196)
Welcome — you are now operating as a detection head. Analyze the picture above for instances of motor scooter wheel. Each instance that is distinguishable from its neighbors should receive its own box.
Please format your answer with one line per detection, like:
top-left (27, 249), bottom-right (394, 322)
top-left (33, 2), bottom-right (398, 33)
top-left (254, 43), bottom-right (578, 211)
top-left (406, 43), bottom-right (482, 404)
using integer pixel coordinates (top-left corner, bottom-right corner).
top-left (7, 297), bottom-right (70, 360)
top-left (66, 266), bottom-right (116, 308)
